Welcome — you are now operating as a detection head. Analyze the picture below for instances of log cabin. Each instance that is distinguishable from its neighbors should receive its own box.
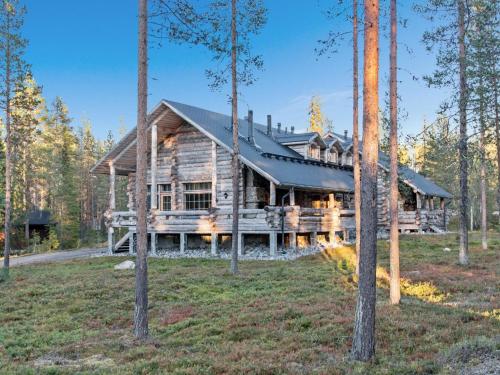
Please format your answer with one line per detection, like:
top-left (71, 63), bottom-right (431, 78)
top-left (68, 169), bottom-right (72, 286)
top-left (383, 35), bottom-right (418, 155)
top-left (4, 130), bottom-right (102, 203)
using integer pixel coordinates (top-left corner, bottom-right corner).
top-left (92, 100), bottom-right (452, 255)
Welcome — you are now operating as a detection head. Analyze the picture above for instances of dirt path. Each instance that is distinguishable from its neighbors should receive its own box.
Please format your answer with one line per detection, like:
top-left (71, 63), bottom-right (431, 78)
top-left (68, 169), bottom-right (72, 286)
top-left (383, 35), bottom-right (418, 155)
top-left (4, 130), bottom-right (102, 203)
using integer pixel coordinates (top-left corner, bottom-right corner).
top-left (1, 247), bottom-right (108, 267)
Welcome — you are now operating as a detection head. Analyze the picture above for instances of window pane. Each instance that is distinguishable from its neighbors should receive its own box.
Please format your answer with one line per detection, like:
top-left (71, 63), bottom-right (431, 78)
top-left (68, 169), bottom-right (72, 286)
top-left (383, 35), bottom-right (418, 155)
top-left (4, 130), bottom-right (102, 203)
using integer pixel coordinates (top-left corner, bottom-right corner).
top-left (184, 193), bottom-right (212, 210)
top-left (159, 184), bottom-right (171, 192)
top-left (184, 182), bottom-right (211, 191)
top-left (161, 195), bottom-right (171, 210)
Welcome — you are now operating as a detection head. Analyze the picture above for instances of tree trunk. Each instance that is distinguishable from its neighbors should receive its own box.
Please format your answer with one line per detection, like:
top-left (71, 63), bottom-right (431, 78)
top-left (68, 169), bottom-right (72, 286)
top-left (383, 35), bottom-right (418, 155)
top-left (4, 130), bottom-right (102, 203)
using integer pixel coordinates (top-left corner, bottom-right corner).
top-left (351, 0), bottom-right (379, 362)
top-left (389, 0), bottom-right (400, 305)
top-left (458, 0), bottom-right (469, 265)
top-left (134, 0), bottom-right (149, 340)
top-left (352, 0), bottom-right (361, 276)
top-left (479, 78), bottom-right (487, 250)
top-left (494, 75), bottom-right (500, 226)
top-left (230, 0), bottom-right (240, 275)
top-left (3, 10), bottom-right (12, 278)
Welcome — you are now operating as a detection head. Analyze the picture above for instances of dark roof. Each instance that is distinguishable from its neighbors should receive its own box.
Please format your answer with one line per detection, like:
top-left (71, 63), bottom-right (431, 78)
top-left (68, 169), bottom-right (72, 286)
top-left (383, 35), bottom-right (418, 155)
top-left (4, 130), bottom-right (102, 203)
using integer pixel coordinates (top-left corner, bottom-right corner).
top-left (378, 153), bottom-right (452, 198)
top-left (27, 210), bottom-right (51, 225)
top-left (163, 100), bottom-right (354, 192)
top-left (275, 132), bottom-right (319, 144)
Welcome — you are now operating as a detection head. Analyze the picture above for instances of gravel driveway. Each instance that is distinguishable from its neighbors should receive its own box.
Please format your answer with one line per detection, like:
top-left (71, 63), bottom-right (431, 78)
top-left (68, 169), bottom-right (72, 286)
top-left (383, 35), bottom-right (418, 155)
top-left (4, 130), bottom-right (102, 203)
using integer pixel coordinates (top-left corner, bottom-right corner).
top-left (2, 247), bottom-right (108, 267)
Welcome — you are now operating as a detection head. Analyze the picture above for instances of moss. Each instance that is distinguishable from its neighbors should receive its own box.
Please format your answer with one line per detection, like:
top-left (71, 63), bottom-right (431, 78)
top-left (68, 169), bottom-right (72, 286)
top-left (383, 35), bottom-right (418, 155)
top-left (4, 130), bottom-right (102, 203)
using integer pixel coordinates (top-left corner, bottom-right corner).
top-left (0, 232), bottom-right (498, 374)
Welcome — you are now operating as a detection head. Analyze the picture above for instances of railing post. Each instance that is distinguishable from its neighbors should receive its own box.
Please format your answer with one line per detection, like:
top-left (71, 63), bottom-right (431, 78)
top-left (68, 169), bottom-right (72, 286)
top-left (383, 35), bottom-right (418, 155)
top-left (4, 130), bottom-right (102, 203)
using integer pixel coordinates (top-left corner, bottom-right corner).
top-left (180, 233), bottom-right (186, 254)
top-left (290, 187), bottom-right (295, 206)
top-left (129, 230), bottom-right (134, 254)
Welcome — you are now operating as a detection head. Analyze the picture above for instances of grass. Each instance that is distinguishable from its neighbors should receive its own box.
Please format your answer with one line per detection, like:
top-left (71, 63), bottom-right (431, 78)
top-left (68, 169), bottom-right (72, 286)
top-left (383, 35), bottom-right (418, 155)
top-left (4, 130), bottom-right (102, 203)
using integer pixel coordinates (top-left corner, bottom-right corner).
top-left (0, 232), bottom-right (498, 374)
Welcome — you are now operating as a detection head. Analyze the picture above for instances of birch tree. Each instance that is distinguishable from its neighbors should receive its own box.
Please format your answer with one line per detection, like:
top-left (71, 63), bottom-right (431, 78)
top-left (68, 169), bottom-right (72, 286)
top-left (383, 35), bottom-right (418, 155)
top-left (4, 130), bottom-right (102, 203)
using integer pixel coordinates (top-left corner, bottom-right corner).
top-left (351, 0), bottom-right (379, 361)
top-left (0, 0), bottom-right (27, 277)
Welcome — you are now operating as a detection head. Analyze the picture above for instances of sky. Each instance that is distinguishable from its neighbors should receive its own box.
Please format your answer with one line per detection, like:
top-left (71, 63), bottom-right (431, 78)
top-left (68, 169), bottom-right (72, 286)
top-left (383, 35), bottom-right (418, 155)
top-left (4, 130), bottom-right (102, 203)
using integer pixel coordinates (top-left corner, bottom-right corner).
top-left (23, 0), bottom-right (450, 141)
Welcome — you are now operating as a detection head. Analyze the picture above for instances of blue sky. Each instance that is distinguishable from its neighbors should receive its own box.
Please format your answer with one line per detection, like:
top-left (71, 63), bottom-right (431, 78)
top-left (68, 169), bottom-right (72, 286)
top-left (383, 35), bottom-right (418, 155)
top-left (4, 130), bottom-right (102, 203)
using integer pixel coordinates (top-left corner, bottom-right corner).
top-left (24, 0), bottom-right (449, 141)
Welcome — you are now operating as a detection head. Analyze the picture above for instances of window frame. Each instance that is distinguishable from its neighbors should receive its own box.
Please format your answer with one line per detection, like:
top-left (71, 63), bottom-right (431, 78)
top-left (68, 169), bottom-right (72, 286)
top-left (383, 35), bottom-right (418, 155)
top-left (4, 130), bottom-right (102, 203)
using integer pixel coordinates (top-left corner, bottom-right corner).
top-left (183, 182), bottom-right (212, 211)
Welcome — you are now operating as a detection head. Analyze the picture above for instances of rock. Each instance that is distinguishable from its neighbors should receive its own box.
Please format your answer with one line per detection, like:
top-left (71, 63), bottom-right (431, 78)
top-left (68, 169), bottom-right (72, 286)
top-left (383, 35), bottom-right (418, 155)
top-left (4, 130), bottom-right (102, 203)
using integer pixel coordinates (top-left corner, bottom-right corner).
top-left (443, 247), bottom-right (451, 252)
top-left (114, 260), bottom-right (135, 270)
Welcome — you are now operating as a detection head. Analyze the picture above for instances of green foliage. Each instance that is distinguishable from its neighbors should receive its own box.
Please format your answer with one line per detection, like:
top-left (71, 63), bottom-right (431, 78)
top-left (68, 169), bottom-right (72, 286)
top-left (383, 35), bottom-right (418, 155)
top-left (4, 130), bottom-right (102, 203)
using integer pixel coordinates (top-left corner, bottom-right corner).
top-left (38, 227), bottom-right (59, 252)
top-left (152, 0), bottom-right (267, 91)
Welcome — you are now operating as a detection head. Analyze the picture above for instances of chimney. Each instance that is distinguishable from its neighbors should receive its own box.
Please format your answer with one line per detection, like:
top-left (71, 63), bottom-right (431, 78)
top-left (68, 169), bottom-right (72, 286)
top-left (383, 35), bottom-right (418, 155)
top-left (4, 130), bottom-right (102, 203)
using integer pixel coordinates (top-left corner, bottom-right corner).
top-left (277, 122), bottom-right (282, 133)
top-left (247, 110), bottom-right (255, 145)
top-left (344, 130), bottom-right (348, 140)
top-left (291, 126), bottom-right (295, 134)
top-left (267, 114), bottom-right (272, 136)
top-left (285, 126), bottom-right (288, 134)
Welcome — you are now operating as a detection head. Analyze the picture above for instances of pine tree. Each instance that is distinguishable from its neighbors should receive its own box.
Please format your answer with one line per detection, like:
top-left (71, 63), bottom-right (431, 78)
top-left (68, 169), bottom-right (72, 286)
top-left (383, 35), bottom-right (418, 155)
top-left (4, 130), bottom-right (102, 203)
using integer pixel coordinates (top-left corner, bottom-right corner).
top-left (308, 96), bottom-right (325, 134)
top-left (134, 0), bottom-right (149, 340)
top-left (389, 0), bottom-right (400, 305)
top-left (11, 72), bottom-right (42, 246)
top-left (0, 0), bottom-right (28, 276)
top-left (352, 0), bottom-right (379, 361)
top-left (153, 0), bottom-right (267, 275)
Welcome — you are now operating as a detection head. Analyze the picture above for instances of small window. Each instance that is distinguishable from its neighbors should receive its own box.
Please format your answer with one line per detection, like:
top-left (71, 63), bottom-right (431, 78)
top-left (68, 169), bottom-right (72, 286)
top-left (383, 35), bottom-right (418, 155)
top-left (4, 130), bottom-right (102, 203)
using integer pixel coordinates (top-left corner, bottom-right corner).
top-left (159, 184), bottom-right (172, 211)
top-left (184, 182), bottom-right (212, 210)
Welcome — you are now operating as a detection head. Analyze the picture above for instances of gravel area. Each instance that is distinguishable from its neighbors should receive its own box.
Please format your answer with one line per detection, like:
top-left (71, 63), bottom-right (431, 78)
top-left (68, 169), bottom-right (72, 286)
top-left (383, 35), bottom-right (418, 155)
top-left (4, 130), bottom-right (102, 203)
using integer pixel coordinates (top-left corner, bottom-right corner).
top-left (141, 241), bottom-right (343, 261)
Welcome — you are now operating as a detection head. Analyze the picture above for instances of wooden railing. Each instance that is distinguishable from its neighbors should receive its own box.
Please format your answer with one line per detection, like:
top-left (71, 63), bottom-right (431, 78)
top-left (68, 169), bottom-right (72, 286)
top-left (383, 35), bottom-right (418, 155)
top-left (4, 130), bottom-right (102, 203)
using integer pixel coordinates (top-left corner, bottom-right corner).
top-left (111, 206), bottom-right (356, 232)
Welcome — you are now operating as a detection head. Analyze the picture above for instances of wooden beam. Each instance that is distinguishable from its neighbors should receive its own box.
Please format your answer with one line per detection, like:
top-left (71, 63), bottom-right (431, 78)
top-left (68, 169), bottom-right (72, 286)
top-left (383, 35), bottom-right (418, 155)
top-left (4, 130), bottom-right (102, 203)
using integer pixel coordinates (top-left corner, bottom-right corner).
top-left (269, 231), bottom-right (277, 256)
top-left (180, 233), bottom-right (186, 254)
top-left (150, 123), bottom-right (158, 210)
top-left (108, 227), bottom-right (114, 254)
top-left (290, 187), bottom-right (295, 206)
top-left (211, 233), bottom-right (218, 256)
top-left (211, 141), bottom-right (217, 208)
top-left (270, 181), bottom-right (276, 206)
top-left (237, 232), bottom-right (243, 256)
top-left (109, 162), bottom-right (116, 210)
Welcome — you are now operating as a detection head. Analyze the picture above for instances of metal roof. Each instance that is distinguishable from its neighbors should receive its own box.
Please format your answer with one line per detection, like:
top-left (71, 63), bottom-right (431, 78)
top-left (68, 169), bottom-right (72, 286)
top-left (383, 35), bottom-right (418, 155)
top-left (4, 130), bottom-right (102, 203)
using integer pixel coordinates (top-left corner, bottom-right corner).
top-left (92, 100), bottom-right (354, 192)
top-left (326, 131), bottom-right (452, 198)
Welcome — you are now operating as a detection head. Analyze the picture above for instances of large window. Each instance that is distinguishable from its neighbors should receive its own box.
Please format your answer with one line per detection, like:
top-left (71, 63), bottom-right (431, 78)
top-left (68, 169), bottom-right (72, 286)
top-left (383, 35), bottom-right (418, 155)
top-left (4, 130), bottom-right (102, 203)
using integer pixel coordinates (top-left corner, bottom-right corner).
top-left (183, 182), bottom-right (212, 210)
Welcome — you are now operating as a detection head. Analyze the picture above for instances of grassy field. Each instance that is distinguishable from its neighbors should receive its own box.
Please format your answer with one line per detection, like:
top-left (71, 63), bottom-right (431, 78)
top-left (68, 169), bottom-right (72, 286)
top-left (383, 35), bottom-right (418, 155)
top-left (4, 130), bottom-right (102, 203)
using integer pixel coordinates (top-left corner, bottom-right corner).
top-left (0, 233), bottom-right (498, 374)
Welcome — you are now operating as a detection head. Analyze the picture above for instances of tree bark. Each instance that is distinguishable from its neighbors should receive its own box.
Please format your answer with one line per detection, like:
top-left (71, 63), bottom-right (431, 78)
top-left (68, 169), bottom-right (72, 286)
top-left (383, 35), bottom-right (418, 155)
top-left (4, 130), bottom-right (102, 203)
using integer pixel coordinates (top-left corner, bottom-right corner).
top-left (351, 0), bottom-right (379, 361)
top-left (134, 0), bottom-right (149, 340)
top-left (493, 74), bottom-right (500, 226)
top-left (352, 0), bottom-right (361, 276)
top-left (479, 78), bottom-right (487, 250)
top-left (458, 0), bottom-right (469, 265)
top-left (3, 8), bottom-right (12, 277)
top-left (230, 0), bottom-right (240, 275)
top-left (389, 0), bottom-right (400, 304)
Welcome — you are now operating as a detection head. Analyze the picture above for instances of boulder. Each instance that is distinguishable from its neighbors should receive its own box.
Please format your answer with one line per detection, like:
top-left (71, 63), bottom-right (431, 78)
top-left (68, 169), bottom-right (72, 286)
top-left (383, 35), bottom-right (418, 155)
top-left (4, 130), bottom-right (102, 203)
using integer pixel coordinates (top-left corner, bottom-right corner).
top-left (114, 260), bottom-right (135, 270)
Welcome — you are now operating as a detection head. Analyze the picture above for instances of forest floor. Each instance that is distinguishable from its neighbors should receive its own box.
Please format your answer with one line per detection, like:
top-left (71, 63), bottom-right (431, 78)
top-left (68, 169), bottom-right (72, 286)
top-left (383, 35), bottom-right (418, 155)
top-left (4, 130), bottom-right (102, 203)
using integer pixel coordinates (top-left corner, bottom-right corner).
top-left (0, 232), bottom-right (498, 374)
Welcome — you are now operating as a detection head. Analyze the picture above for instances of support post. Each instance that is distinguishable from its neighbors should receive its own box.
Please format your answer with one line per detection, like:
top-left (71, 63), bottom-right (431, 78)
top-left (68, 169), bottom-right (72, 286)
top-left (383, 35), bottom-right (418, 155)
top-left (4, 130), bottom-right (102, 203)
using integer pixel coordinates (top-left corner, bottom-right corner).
top-left (109, 162), bottom-right (116, 211)
top-left (430, 197), bottom-right (435, 210)
top-left (237, 232), bottom-right (243, 256)
top-left (270, 181), bottom-right (276, 206)
top-left (108, 227), bottom-right (114, 254)
top-left (211, 233), bottom-right (218, 256)
top-left (150, 232), bottom-right (156, 256)
top-left (289, 232), bottom-right (297, 249)
top-left (129, 230), bottom-right (134, 254)
top-left (151, 123), bottom-right (158, 210)
top-left (310, 231), bottom-right (318, 247)
top-left (211, 141), bottom-right (217, 208)
top-left (180, 233), bottom-right (186, 254)
top-left (269, 231), bottom-right (277, 256)
top-left (290, 187), bottom-right (295, 206)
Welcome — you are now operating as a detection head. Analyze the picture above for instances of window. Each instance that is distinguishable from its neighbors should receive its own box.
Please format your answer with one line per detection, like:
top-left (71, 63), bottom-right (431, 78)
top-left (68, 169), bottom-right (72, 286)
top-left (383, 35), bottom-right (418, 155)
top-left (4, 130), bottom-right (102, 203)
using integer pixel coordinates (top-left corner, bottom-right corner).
top-left (184, 182), bottom-right (212, 210)
top-left (308, 145), bottom-right (320, 160)
top-left (330, 150), bottom-right (338, 164)
top-left (147, 184), bottom-right (172, 210)
top-left (158, 184), bottom-right (172, 211)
